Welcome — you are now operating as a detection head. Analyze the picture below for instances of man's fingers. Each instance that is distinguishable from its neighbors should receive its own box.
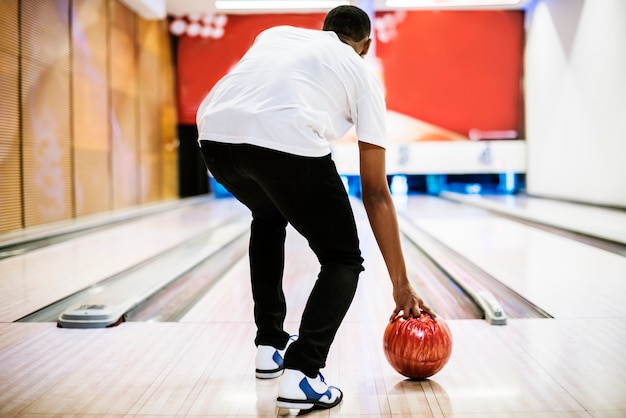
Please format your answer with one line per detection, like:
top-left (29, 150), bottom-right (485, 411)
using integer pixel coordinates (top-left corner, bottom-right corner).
top-left (390, 300), bottom-right (438, 322)
top-left (420, 305), bottom-right (436, 319)
top-left (390, 307), bottom-right (420, 321)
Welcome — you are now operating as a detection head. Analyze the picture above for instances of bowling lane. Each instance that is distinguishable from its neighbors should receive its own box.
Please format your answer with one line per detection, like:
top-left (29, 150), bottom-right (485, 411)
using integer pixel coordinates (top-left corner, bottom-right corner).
top-left (441, 191), bottom-right (626, 245)
top-left (180, 198), bottom-right (484, 325)
top-left (0, 197), bottom-right (249, 323)
top-left (1, 196), bottom-right (624, 416)
top-left (399, 196), bottom-right (626, 319)
top-left (180, 222), bottom-right (394, 326)
top-left (179, 220), bottom-right (402, 326)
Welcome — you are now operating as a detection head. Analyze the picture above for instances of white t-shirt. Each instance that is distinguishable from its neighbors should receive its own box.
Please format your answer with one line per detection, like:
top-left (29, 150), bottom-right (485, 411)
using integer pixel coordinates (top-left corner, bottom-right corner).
top-left (196, 26), bottom-right (387, 157)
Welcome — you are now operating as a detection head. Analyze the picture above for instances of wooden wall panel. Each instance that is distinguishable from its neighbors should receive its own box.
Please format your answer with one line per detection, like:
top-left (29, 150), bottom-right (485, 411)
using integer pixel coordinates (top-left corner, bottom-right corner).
top-left (109, 0), bottom-right (138, 209)
top-left (159, 24), bottom-right (178, 200)
top-left (109, 0), bottom-right (137, 97)
top-left (72, 0), bottom-right (111, 216)
top-left (21, 59), bottom-right (73, 227)
top-left (0, 0), bottom-right (21, 235)
top-left (20, 1), bottom-right (73, 227)
top-left (137, 19), bottom-right (161, 203)
top-left (110, 90), bottom-right (138, 209)
top-left (0, 51), bottom-right (21, 234)
top-left (0, 0), bottom-right (19, 55)
top-left (20, 0), bottom-right (71, 67)
top-left (0, 0), bottom-right (178, 238)
top-left (73, 74), bottom-right (111, 216)
top-left (138, 95), bottom-right (161, 203)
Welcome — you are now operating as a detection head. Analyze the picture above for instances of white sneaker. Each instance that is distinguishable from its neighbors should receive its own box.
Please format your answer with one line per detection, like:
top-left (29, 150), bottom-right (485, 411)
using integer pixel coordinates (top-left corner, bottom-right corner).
top-left (276, 369), bottom-right (343, 410)
top-left (255, 335), bottom-right (297, 379)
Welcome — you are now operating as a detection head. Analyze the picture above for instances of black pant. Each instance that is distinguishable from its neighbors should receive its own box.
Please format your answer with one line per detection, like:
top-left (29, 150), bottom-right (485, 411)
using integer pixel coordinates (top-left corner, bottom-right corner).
top-left (199, 141), bottom-right (364, 377)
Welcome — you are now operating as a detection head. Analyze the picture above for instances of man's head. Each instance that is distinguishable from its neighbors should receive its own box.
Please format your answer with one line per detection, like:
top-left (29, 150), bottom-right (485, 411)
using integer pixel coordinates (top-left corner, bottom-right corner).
top-left (323, 5), bottom-right (372, 58)
top-left (323, 5), bottom-right (371, 42)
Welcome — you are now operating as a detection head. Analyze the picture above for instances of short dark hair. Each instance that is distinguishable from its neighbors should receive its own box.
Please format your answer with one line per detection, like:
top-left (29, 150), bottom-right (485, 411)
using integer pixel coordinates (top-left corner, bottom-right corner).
top-left (322, 5), bottom-right (371, 42)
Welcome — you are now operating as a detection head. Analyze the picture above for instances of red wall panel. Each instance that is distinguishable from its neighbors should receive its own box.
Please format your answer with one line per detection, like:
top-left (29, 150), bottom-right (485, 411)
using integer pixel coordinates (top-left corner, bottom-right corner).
top-left (376, 11), bottom-right (524, 136)
top-left (176, 11), bottom-right (524, 137)
top-left (177, 13), bottom-right (325, 124)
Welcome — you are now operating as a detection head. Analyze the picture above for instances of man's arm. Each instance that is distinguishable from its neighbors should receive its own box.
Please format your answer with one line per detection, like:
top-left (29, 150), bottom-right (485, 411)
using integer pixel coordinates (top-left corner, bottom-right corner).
top-left (358, 141), bottom-right (435, 320)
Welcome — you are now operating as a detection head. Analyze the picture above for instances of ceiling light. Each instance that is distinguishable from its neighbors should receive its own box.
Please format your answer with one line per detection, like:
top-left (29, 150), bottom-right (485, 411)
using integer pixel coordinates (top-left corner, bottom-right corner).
top-left (386, 0), bottom-right (522, 8)
top-left (215, 0), bottom-right (350, 11)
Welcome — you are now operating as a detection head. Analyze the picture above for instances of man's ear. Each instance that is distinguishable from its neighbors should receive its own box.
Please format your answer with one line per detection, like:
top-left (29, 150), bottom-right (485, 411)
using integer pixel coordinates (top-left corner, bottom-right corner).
top-left (361, 38), bottom-right (372, 57)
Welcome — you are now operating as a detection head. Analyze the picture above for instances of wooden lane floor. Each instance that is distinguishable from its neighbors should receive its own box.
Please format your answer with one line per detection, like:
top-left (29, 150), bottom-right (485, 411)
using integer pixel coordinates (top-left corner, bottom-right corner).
top-left (1, 319), bottom-right (624, 416)
top-left (439, 192), bottom-right (626, 245)
top-left (397, 196), bottom-right (626, 319)
top-left (0, 198), bottom-right (249, 323)
top-left (0, 197), bottom-right (625, 416)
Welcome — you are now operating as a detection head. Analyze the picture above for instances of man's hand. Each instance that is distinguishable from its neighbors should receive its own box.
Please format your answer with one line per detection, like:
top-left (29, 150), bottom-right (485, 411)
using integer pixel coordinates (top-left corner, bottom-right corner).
top-left (358, 141), bottom-right (437, 323)
top-left (390, 281), bottom-right (436, 321)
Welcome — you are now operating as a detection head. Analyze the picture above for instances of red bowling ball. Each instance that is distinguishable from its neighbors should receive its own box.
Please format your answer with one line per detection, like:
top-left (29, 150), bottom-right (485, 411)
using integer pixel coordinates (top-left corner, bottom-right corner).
top-left (383, 313), bottom-right (453, 380)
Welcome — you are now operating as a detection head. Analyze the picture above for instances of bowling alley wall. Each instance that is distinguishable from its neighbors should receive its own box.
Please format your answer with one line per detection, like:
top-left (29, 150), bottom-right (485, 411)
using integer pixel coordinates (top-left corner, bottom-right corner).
top-left (178, 0), bottom-right (626, 208)
top-left (524, 0), bottom-right (626, 208)
top-left (176, 10), bottom-right (527, 180)
top-left (175, 0), bottom-right (626, 209)
top-left (0, 0), bottom-right (178, 235)
top-left (1, 1), bottom-right (624, 237)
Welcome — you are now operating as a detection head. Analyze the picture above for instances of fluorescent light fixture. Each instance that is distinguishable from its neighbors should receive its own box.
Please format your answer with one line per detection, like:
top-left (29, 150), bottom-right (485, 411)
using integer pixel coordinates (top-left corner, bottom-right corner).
top-left (119, 0), bottom-right (166, 19)
top-left (386, 0), bottom-right (521, 8)
top-left (215, 0), bottom-right (350, 11)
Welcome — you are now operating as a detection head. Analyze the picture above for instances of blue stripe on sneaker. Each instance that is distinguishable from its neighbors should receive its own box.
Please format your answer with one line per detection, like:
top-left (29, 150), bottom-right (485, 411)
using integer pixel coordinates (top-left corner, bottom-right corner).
top-left (272, 350), bottom-right (283, 367)
top-left (298, 377), bottom-right (332, 401)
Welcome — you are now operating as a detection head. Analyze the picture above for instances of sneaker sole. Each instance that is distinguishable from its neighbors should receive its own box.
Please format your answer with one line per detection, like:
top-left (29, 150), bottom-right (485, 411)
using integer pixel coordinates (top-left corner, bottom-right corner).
top-left (255, 368), bottom-right (284, 379)
top-left (276, 392), bottom-right (343, 410)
